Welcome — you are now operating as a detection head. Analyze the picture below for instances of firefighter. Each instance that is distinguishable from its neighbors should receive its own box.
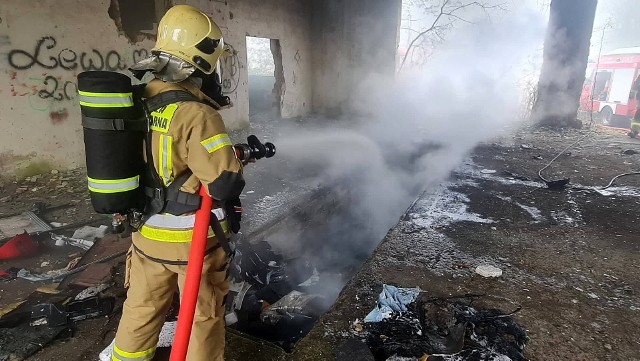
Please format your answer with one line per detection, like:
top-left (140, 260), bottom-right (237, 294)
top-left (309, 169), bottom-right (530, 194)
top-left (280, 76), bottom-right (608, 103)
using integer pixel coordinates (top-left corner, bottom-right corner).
top-left (111, 5), bottom-right (244, 361)
top-left (629, 74), bottom-right (640, 139)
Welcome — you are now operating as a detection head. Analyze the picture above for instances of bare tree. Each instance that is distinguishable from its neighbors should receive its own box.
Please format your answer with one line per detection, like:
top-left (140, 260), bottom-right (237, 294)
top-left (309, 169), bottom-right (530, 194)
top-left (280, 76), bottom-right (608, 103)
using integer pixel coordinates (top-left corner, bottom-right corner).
top-left (399, 0), bottom-right (505, 71)
top-left (531, 0), bottom-right (598, 128)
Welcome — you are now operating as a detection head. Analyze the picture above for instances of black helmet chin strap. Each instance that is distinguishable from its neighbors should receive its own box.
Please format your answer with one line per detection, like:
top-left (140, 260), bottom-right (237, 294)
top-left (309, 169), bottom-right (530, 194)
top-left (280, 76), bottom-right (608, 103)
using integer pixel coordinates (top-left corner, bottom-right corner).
top-left (192, 70), bottom-right (231, 109)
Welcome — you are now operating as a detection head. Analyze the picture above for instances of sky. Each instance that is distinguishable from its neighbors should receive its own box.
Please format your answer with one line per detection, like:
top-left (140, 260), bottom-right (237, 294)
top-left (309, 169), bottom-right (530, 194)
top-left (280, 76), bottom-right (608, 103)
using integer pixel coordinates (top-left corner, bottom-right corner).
top-left (591, 0), bottom-right (640, 55)
top-left (399, 0), bottom-right (640, 64)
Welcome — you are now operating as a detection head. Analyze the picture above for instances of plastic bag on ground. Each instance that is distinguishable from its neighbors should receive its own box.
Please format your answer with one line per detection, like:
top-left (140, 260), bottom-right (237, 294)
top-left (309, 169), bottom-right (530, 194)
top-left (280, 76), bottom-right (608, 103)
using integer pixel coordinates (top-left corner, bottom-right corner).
top-left (364, 284), bottom-right (421, 323)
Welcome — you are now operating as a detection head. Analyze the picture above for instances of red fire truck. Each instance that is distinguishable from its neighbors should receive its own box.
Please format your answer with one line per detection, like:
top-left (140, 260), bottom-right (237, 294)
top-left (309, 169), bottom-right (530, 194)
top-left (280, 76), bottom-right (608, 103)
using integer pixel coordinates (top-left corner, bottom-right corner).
top-left (580, 47), bottom-right (640, 128)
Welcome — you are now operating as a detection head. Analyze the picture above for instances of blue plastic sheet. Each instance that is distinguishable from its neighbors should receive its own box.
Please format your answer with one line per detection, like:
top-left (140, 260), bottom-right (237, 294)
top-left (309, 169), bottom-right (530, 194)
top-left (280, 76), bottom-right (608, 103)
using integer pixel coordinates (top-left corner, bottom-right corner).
top-left (364, 284), bottom-right (420, 323)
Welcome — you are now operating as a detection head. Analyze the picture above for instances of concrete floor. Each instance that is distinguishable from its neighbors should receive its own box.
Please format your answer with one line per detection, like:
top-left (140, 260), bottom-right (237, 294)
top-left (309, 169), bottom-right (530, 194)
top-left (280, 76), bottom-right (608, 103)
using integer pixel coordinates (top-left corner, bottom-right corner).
top-left (288, 127), bottom-right (640, 361)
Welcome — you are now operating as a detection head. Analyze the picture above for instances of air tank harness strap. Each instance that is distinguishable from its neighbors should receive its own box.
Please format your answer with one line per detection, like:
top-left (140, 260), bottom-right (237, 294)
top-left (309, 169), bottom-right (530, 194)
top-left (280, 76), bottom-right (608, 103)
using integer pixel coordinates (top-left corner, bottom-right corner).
top-left (142, 171), bottom-right (201, 215)
top-left (144, 90), bottom-right (200, 112)
top-left (209, 211), bottom-right (234, 257)
top-left (132, 242), bottom-right (222, 266)
top-left (81, 117), bottom-right (147, 131)
top-left (164, 170), bottom-right (202, 215)
top-left (160, 170), bottom-right (234, 256)
top-left (142, 90), bottom-right (202, 216)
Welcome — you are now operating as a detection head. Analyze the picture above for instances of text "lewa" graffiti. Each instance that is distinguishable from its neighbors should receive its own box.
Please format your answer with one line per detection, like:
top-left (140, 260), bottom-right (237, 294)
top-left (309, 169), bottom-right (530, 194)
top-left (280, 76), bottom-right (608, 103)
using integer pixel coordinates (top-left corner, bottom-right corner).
top-left (8, 36), bottom-right (148, 71)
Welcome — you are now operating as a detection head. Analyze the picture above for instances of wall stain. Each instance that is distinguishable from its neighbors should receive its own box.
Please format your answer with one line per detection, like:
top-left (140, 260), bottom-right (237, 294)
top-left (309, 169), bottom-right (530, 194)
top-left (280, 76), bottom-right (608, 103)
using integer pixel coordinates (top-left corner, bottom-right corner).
top-left (0, 151), bottom-right (44, 182)
top-left (49, 108), bottom-right (69, 125)
top-left (16, 160), bottom-right (56, 180)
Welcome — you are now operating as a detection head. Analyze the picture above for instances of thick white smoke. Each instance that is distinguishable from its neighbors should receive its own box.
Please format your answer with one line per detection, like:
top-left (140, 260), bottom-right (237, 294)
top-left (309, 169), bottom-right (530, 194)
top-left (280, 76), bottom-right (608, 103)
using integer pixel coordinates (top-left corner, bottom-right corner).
top-left (260, 5), bottom-right (547, 303)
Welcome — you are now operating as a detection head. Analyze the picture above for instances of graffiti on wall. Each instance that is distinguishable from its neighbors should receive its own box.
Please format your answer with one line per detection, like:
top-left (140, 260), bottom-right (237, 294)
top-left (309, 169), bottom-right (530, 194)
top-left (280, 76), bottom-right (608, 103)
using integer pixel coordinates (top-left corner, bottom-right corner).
top-left (219, 43), bottom-right (240, 95)
top-left (7, 36), bottom-right (242, 123)
top-left (9, 71), bottom-right (77, 113)
top-left (8, 36), bottom-right (148, 72)
top-left (6, 36), bottom-right (149, 123)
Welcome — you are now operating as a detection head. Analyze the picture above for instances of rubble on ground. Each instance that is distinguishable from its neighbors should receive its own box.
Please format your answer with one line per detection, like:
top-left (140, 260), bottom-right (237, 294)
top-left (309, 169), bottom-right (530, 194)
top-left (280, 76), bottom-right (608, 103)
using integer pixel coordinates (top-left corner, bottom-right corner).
top-left (353, 285), bottom-right (527, 360)
top-left (0, 195), bottom-right (127, 360)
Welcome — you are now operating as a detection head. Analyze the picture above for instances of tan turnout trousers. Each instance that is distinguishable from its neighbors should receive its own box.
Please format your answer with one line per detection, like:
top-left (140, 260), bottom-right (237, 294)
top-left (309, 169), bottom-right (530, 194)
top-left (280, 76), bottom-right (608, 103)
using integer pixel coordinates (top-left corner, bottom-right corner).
top-left (112, 242), bottom-right (229, 361)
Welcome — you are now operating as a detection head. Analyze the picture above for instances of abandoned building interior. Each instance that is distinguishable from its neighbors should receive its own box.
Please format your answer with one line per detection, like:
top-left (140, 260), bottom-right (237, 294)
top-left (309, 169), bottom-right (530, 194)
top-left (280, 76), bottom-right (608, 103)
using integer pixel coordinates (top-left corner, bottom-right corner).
top-left (0, 0), bottom-right (400, 174)
top-left (0, 0), bottom-right (639, 360)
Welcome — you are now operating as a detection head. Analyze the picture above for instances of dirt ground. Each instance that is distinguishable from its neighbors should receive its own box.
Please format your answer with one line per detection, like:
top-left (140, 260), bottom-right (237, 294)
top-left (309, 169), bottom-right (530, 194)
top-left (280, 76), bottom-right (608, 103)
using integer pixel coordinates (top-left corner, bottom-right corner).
top-left (292, 125), bottom-right (640, 361)
top-left (0, 168), bottom-right (105, 310)
top-left (1, 124), bottom-right (639, 360)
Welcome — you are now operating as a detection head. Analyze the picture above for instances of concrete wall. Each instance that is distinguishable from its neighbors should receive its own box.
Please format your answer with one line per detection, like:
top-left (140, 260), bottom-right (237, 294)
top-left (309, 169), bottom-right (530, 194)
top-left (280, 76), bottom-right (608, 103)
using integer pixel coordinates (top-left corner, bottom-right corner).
top-left (0, 0), bottom-right (314, 179)
top-left (0, 0), bottom-right (156, 179)
top-left (311, 0), bottom-right (402, 116)
top-left (220, 0), bottom-right (313, 120)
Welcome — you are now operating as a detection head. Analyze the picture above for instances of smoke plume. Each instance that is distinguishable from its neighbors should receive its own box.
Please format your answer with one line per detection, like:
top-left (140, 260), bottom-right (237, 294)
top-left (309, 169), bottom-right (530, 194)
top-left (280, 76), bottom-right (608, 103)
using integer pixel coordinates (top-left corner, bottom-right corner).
top-left (257, 5), bottom-right (547, 304)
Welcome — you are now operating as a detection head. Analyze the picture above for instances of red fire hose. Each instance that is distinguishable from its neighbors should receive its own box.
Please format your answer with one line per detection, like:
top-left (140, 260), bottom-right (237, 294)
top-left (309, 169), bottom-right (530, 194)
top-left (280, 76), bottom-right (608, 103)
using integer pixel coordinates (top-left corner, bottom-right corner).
top-left (169, 186), bottom-right (212, 361)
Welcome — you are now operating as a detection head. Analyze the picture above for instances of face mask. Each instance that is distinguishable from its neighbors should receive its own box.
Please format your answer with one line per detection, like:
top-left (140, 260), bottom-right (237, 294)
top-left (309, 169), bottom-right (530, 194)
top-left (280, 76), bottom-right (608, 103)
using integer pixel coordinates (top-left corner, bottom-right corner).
top-left (195, 70), bottom-right (231, 109)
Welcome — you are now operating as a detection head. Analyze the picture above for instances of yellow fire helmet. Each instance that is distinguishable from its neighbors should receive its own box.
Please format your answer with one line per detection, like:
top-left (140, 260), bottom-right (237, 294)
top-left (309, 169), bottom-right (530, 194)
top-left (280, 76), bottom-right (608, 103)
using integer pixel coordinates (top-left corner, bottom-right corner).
top-left (154, 5), bottom-right (224, 75)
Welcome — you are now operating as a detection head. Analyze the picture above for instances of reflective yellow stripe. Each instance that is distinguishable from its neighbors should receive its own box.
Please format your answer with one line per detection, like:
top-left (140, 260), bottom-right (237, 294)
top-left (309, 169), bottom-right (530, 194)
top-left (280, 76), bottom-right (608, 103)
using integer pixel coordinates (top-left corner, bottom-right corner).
top-left (158, 134), bottom-right (173, 186)
top-left (87, 176), bottom-right (139, 194)
top-left (200, 134), bottom-right (232, 153)
top-left (139, 221), bottom-right (229, 242)
top-left (631, 121), bottom-right (640, 131)
top-left (139, 226), bottom-right (193, 242)
top-left (78, 91), bottom-right (133, 98)
top-left (78, 91), bottom-right (134, 108)
top-left (112, 345), bottom-right (155, 361)
top-left (79, 101), bottom-right (133, 108)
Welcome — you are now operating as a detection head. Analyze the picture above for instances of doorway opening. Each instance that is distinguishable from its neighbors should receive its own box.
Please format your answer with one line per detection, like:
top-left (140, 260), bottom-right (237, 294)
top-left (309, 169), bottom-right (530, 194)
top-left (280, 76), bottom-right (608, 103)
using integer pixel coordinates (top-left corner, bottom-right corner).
top-left (246, 36), bottom-right (284, 117)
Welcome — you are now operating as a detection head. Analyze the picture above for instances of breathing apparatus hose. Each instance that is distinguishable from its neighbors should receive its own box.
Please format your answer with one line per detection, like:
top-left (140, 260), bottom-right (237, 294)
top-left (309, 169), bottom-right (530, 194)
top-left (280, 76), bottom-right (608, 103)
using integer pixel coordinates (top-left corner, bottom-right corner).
top-left (169, 186), bottom-right (212, 361)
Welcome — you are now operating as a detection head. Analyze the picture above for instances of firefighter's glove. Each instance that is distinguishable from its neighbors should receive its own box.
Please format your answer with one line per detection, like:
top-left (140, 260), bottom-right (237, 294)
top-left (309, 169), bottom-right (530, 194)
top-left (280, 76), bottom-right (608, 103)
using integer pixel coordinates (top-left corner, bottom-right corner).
top-left (243, 158), bottom-right (257, 166)
top-left (225, 198), bottom-right (243, 233)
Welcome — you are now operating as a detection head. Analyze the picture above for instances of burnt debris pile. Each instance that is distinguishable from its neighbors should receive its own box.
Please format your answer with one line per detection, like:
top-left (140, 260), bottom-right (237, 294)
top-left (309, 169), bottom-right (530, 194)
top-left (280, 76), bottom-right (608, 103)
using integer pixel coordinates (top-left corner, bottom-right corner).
top-left (365, 295), bottom-right (528, 361)
top-left (223, 180), bottom-right (398, 351)
top-left (224, 239), bottom-right (326, 351)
